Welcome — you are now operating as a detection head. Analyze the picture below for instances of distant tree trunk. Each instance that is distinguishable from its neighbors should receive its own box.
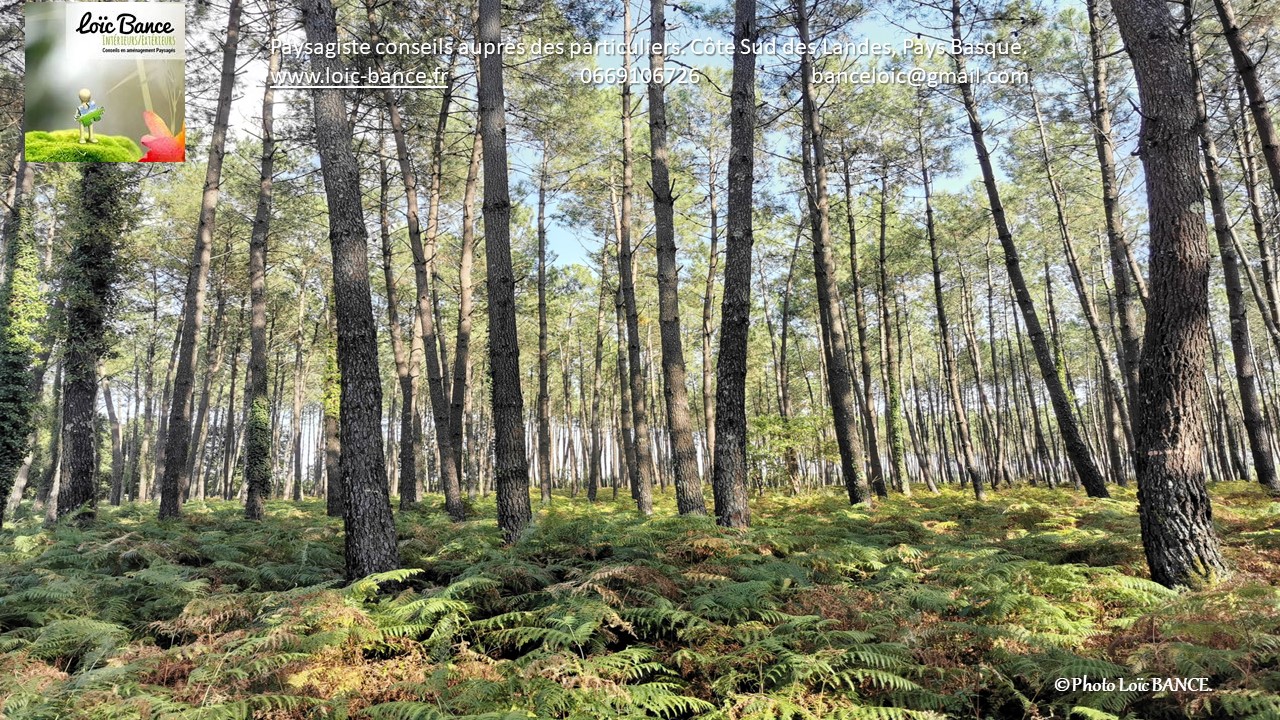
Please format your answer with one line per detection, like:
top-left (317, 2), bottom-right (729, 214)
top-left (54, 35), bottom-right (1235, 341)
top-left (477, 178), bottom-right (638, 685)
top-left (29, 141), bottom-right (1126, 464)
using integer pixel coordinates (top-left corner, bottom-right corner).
top-left (323, 314), bottom-right (342, 517)
top-left (377, 143), bottom-right (421, 509)
top-left (797, 2), bottom-right (868, 505)
top-left (712, 0), bottom-right (758, 527)
top-left (702, 155), bottom-right (720, 478)
top-left (244, 3), bottom-right (277, 519)
top-left (288, 288), bottom-right (308, 503)
top-left (951, 0), bottom-right (1107, 498)
top-left (418, 61), bottom-right (464, 519)
top-left (301, 0), bottom-right (399, 579)
top-left (221, 316), bottom-right (242, 500)
top-left (1086, 0), bottom-right (1142, 419)
top-left (588, 251), bottom-right (608, 502)
top-left (1232, 83), bottom-right (1280, 331)
top-left (779, 231), bottom-right (802, 491)
top-left (1214, 0), bottom-right (1280, 214)
top-left (648, 0), bottom-right (706, 515)
top-left (536, 156), bottom-right (553, 505)
top-left (614, 239), bottom-right (638, 499)
top-left (878, 171), bottom-right (908, 493)
top-left (41, 361), bottom-right (64, 522)
top-left (1187, 19), bottom-right (1279, 491)
top-left (618, 2), bottom-right (655, 516)
top-left (103, 379), bottom-right (125, 506)
top-left (0, 156), bottom-right (40, 526)
top-left (185, 277), bottom-right (228, 500)
top-left (478, 0), bottom-right (533, 541)
top-left (159, 0), bottom-right (243, 520)
top-left (58, 164), bottom-right (130, 522)
top-left (1029, 83), bottom-right (1134, 483)
top-left (1110, 0), bottom-right (1228, 587)
top-left (450, 128), bottom-right (482, 484)
top-left (841, 156), bottom-right (886, 497)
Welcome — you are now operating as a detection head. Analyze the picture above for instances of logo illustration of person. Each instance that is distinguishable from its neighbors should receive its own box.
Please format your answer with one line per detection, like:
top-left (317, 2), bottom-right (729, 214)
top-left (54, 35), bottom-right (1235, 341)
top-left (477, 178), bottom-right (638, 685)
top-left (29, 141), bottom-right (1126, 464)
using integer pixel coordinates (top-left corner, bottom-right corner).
top-left (74, 88), bottom-right (104, 144)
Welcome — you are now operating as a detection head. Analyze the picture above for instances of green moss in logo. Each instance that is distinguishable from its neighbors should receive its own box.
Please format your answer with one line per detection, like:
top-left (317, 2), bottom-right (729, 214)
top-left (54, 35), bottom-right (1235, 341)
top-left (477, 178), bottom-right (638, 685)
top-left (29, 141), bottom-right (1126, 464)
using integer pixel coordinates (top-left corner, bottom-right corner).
top-left (23, 130), bottom-right (142, 162)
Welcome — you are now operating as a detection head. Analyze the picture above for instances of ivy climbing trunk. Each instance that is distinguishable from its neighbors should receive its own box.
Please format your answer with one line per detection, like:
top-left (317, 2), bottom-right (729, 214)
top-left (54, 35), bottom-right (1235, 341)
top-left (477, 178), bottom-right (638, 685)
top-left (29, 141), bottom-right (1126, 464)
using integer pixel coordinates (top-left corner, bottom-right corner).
top-left (57, 164), bottom-right (131, 522)
top-left (244, 0), bottom-right (277, 521)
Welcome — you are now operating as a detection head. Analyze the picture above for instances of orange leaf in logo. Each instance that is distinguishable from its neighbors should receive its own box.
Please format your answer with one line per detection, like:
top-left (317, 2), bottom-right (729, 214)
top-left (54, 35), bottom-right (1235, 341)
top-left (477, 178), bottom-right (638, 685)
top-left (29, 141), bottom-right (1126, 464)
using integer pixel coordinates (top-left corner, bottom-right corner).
top-left (139, 111), bottom-right (185, 162)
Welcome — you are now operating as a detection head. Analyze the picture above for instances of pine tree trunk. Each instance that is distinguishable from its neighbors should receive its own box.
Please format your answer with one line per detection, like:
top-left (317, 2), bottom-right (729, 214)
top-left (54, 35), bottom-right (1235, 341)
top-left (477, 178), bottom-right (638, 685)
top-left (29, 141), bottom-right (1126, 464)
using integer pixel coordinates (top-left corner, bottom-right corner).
top-left (878, 172), bottom-right (908, 492)
top-left (323, 313), bottom-right (342, 517)
top-left (1187, 22), bottom-right (1279, 491)
top-left (301, 0), bottom-right (399, 579)
top-left (1232, 84), bottom-right (1280, 330)
top-left (588, 254), bottom-right (608, 502)
top-left (923, 152), bottom-right (985, 499)
top-left (1029, 83), bottom-right (1134, 483)
top-left (537, 158), bottom-right (553, 505)
top-left (185, 279), bottom-right (228, 499)
top-left (702, 156), bottom-right (720, 479)
top-left (712, 0), bottom-right (758, 527)
top-left (841, 157), bottom-right (887, 496)
top-left (1110, 0), bottom-right (1228, 587)
top-left (617, 3), bottom-right (655, 516)
top-left (1086, 0), bottom-right (1143, 419)
top-left (1214, 0), bottom-right (1280, 215)
top-left (951, 0), bottom-right (1107, 497)
top-left (797, 2), bottom-right (867, 505)
top-left (477, 0), bottom-right (533, 542)
top-left (648, 0), bottom-right (706, 515)
top-left (450, 128), bottom-right (482, 483)
top-left (103, 379), bottom-right (125, 506)
top-left (58, 164), bottom-right (130, 522)
top-left (244, 4), bottom-right (277, 519)
top-left (0, 155), bottom-right (40, 526)
top-left (376, 145), bottom-right (421, 508)
top-left (159, 0), bottom-right (243, 520)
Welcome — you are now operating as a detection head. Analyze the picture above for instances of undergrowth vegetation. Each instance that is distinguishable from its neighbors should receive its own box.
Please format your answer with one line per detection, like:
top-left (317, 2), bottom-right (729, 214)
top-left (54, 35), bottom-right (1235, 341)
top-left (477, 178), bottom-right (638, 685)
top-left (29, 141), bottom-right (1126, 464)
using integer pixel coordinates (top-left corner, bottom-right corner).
top-left (0, 484), bottom-right (1278, 719)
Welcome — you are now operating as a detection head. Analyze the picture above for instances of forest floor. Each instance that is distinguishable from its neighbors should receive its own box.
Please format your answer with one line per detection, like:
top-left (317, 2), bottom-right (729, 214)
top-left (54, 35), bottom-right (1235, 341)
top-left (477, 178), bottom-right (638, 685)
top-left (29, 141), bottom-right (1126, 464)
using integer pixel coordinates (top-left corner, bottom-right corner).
top-left (0, 483), bottom-right (1277, 720)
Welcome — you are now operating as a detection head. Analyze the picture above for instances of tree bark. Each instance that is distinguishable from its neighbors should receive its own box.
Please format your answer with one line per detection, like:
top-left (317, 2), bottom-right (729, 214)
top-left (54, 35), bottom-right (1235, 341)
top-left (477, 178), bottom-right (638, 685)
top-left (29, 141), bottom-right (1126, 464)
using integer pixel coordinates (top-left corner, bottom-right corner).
top-left (159, 0), bottom-right (243, 519)
top-left (477, 0), bottom-right (532, 541)
top-left (58, 164), bottom-right (130, 522)
top-left (301, 0), bottom-right (399, 579)
top-left (797, 1), bottom-right (868, 505)
top-left (1110, 0), bottom-right (1228, 587)
top-left (244, 3), bottom-right (277, 519)
top-left (712, 0), bottom-right (757, 527)
top-left (648, 0), bottom-right (706, 515)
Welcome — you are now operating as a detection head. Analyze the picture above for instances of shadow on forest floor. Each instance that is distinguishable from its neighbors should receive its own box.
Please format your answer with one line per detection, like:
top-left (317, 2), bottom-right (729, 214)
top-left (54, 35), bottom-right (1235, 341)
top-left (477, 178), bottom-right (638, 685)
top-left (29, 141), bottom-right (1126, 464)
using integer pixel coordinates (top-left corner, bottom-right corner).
top-left (0, 482), bottom-right (1277, 719)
